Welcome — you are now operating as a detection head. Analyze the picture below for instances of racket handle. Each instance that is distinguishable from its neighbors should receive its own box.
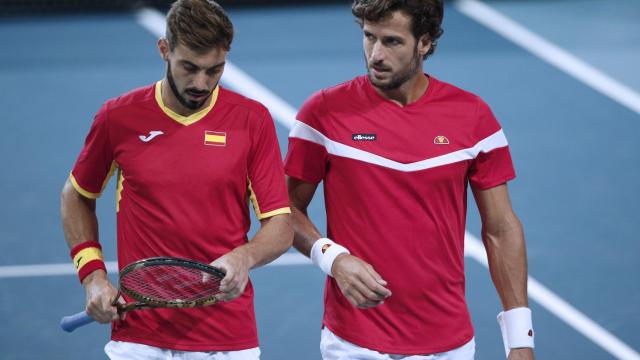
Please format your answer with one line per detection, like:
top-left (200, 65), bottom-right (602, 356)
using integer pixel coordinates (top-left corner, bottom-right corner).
top-left (60, 311), bottom-right (95, 332)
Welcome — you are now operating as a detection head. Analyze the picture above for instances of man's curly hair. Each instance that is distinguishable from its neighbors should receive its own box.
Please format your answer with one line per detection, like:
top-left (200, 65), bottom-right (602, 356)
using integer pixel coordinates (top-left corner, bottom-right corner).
top-left (352, 0), bottom-right (444, 59)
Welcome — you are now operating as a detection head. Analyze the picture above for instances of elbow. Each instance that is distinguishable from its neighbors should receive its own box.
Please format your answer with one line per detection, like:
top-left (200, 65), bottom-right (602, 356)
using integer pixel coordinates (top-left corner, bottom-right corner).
top-left (265, 213), bottom-right (294, 254)
top-left (61, 178), bottom-right (96, 213)
top-left (60, 179), bottom-right (74, 212)
top-left (482, 212), bottom-right (524, 248)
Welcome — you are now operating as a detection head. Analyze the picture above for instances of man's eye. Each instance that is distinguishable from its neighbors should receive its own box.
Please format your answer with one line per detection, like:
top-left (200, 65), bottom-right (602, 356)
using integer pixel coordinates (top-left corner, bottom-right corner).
top-left (207, 67), bottom-right (221, 76)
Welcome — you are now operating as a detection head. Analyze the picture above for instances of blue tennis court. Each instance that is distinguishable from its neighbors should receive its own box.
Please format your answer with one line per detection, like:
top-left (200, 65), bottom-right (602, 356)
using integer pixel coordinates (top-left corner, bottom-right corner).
top-left (1, 1), bottom-right (639, 359)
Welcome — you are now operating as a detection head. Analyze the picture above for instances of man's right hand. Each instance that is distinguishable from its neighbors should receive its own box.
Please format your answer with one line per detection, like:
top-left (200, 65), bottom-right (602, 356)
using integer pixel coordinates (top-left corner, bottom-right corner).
top-left (82, 270), bottom-right (119, 323)
top-left (331, 254), bottom-right (392, 309)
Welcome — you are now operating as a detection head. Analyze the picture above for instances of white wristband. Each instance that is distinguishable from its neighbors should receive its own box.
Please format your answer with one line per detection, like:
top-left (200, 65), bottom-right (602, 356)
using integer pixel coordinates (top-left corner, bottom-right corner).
top-left (497, 307), bottom-right (534, 357)
top-left (310, 237), bottom-right (350, 277)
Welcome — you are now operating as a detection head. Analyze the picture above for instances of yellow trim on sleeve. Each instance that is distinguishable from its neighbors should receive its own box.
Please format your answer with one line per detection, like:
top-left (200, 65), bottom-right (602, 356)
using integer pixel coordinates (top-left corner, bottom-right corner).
top-left (247, 179), bottom-right (291, 220)
top-left (69, 162), bottom-right (117, 199)
top-left (154, 80), bottom-right (219, 126)
top-left (73, 247), bottom-right (104, 271)
top-left (258, 207), bottom-right (291, 220)
top-left (69, 174), bottom-right (100, 199)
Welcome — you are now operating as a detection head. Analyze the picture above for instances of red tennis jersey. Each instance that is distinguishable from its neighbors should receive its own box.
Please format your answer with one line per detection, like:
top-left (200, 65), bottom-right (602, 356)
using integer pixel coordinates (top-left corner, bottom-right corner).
top-left (284, 75), bottom-right (515, 354)
top-left (70, 81), bottom-right (290, 351)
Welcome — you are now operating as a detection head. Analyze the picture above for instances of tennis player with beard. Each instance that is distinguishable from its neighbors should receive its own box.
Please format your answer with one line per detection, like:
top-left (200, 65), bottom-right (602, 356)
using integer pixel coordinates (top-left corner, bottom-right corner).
top-left (284, 1), bottom-right (534, 359)
top-left (61, 1), bottom-right (292, 358)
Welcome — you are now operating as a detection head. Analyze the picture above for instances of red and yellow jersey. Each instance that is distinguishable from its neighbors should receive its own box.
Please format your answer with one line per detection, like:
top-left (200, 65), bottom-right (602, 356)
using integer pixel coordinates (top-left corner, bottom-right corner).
top-left (70, 81), bottom-right (290, 351)
top-left (284, 75), bottom-right (515, 354)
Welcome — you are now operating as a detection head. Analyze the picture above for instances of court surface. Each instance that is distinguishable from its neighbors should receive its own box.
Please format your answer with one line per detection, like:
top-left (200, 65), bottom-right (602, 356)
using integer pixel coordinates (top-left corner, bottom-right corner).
top-left (1, 1), bottom-right (639, 359)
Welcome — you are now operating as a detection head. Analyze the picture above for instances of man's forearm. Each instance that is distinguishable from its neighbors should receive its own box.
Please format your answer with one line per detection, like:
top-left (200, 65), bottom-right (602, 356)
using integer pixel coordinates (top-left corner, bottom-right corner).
top-left (241, 214), bottom-right (293, 269)
top-left (291, 206), bottom-right (323, 257)
top-left (484, 218), bottom-right (529, 309)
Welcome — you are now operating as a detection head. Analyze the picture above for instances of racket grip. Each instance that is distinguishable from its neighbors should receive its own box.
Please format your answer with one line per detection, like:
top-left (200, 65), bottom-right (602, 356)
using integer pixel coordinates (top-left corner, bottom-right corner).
top-left (60, 311), bottom-right (95, 332)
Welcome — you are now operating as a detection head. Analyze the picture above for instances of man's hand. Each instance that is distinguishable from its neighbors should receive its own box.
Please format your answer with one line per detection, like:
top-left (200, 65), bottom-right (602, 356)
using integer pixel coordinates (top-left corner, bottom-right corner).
top-left (210, 248), bottom-right (252, 302)
top-left (508, 348), bottom-right (535, 360)
top-left (83, 270), bottom-right (118, 323)
top-left (331, 254), bottom-right (392, 308)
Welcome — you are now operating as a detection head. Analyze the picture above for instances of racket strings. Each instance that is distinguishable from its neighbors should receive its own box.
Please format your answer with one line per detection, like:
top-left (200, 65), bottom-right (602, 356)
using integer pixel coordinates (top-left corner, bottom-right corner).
top-left (121, 265), bottom-right (223, 303)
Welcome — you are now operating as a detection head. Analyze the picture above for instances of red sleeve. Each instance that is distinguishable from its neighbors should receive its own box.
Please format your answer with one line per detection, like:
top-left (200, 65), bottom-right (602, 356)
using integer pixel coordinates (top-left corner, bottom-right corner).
top-left (468, 98), bottom-right (516, 190)
top-left (70, 103), bottom-right (116, 199)
top-left (284, 91), bottom-right (329, 184)
top-left (247, 107), bottom-right (291, 220)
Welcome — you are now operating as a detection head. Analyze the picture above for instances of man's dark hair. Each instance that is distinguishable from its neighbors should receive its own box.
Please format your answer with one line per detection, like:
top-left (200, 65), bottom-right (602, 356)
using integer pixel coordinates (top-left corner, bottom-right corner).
top-left (352, 0), bottom-right (444, 59)
top-left (166, 0), bottom-right (234, 53)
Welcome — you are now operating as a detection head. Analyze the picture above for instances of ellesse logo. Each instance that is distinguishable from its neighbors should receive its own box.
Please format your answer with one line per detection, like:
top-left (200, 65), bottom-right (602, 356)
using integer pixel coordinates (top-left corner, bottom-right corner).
top-left (352, 133), bottom-right (376, 141)
top-left (434, 135), bottom-right (449, 145)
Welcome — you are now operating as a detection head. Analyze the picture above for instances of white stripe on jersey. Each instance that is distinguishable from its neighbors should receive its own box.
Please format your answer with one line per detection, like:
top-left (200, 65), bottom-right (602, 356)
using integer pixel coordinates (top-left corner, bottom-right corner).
top-left (289, 120), bottom-right (508, 172)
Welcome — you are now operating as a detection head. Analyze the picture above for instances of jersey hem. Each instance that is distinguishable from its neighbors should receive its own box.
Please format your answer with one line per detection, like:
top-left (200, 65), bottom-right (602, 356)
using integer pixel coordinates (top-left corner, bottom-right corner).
top-left (471, 174), bottom-right (516, 191)
top-left (324, 323), bottom-right (474, 355)
top-left (110, 334), bottom-right (259, 352)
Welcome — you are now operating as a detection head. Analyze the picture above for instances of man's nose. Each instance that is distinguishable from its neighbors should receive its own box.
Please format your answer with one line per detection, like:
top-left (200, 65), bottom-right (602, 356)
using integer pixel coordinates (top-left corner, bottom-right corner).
top-left (370, 41), bottom-right (385, 63)
top-left (192, 71), bottom-right (209, 90)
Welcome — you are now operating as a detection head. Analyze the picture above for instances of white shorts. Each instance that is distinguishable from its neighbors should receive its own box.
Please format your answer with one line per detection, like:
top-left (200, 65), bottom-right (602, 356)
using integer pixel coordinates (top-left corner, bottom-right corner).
top-left (104, 340), bottom-right (261, 360)
top-left (320, 327), bottom-right (475, 360)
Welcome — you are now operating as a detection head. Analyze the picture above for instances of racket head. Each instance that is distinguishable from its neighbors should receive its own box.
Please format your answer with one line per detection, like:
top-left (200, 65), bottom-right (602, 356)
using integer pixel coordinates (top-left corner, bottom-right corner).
top-left (119, 257), bottom-right (225, 309)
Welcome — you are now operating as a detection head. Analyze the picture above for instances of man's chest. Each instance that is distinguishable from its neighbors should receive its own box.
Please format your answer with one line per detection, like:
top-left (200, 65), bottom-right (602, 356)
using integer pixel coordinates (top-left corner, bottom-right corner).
top-left (110, 115), bottom-right (251, 190)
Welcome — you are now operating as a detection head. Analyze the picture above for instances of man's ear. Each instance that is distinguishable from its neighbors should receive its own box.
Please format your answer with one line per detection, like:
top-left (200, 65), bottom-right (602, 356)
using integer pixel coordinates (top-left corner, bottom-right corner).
top-left (158, 38), bottom-right (170, 61)
top-left (418, 35), bottom-right (432, 58)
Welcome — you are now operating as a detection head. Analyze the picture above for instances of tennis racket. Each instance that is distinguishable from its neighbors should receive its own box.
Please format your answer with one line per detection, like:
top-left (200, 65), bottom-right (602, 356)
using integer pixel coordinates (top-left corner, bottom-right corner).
top-left (60, 257), bottom-right (225, 332)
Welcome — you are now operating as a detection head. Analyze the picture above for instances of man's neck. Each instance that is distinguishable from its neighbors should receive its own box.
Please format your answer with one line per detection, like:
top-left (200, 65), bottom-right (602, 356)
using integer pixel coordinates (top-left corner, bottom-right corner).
top-left (374, 73), bottom-right (429, 107)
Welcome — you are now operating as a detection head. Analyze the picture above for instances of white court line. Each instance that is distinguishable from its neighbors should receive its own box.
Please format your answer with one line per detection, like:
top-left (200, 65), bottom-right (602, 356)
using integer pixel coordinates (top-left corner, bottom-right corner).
top-left (0, 253), bottom-right (310, 278)
top-left (455, 0), bottom-right (640, 116)
top-left (465, 233), bottom-right (640, 360)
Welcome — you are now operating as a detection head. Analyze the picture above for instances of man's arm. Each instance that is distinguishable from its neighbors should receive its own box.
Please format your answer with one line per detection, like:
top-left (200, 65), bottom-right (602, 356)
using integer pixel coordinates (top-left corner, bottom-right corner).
top-left (287, 176), bottom-right (391, 308)
top-left (60, 179), bottom-right (118, 323)
top-left (211, 213), bottom-right (293, 301)
top-left (473, 183), bottom-right (534, 360)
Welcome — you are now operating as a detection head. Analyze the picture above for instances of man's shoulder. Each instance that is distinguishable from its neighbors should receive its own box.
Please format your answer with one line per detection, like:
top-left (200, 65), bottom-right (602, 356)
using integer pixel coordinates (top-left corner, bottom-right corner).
top-left (103, 83), bottom-right (156, 111)
top-left (429, 76), bottom-right (482, 105)
top-left (300, 76), bottom-right (368, 115)
top-left (217, 87), bottom-right (269, 117)
top-left (320, 75), bottom-right (368, 101)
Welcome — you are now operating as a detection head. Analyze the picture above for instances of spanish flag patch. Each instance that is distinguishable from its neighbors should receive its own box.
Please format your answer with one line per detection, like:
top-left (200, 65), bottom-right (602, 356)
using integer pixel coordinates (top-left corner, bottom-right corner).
top-left (204, 131), bottom-right (226, 146)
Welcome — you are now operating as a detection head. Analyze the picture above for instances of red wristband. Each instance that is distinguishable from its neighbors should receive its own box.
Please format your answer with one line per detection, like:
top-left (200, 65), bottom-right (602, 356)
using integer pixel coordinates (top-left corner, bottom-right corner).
top-left (70, 241), bottom-right (106, 283)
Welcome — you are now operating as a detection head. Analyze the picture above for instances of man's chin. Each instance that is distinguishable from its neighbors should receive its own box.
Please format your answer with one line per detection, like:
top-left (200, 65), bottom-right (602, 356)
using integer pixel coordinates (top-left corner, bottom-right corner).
top-left (182, 94), bottom-right (211, 110)
top-left (185, 101), bottom-right (206, 110)
top-left (368, 73), bottom-right (389, 87)
top-left (369, 77), bottom-right (397, 91)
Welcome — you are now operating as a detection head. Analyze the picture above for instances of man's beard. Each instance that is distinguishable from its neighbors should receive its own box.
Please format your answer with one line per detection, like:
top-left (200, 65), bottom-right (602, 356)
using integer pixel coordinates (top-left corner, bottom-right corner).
top-left (166, 62), bottom-right (213, 110)
top-left (367, 47), bottom-right (422, 91)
